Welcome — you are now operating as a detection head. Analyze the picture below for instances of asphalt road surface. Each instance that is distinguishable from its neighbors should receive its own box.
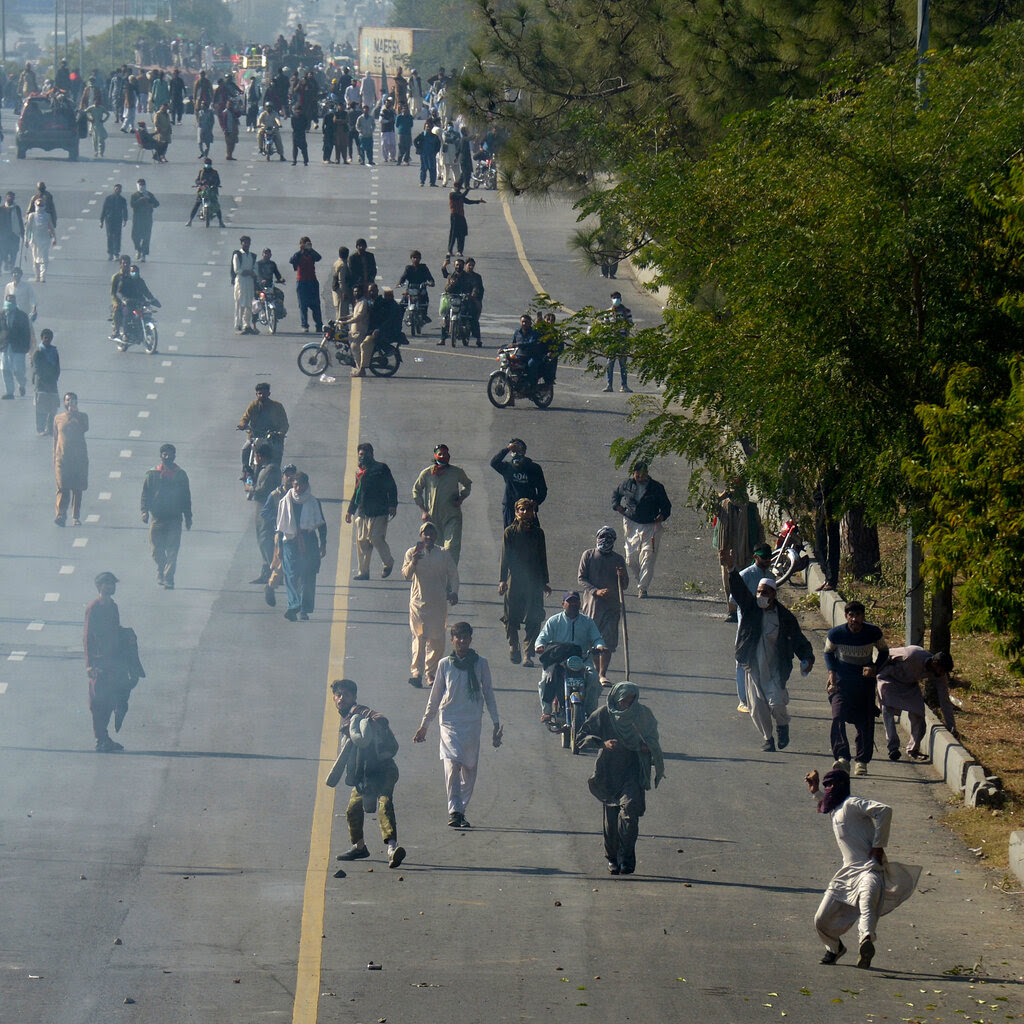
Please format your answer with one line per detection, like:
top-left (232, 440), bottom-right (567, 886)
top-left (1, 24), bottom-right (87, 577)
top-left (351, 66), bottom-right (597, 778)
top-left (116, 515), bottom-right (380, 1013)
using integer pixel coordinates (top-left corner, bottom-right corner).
top-left (1, 126), bottom-right (1023, 1024)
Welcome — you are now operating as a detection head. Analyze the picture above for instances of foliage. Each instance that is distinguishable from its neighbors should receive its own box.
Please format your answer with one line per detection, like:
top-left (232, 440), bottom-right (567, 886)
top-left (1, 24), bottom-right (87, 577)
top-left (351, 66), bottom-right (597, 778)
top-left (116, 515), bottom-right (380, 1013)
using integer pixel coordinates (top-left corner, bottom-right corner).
top-left (910, 360), bottom-right (1024, 673)
top-left (550, 25), bottom-right (1024, 525)
top-left (389, 0), bottom-right (479, 80)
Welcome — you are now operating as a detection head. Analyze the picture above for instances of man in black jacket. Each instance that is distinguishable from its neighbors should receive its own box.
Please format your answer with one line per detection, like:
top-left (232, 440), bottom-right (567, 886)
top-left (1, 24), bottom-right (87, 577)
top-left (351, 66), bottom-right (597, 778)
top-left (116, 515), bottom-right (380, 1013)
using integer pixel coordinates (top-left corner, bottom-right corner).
top-left (346, 442), bottom-right (398, 580)
top-left (0, 295), bottom-right (32, 398)
top-left (498, 498), bottom-right (551, 667)
top-left (490, 439), bottom-right (548, 529)
top-left (726, 552), bottom-right (814, 752)
top-left (611, 460), bottom-right (672, 598)
top-left (99, 184), bottom-right (128, 261)
top-left (140, 443), bottom-right (193, 590)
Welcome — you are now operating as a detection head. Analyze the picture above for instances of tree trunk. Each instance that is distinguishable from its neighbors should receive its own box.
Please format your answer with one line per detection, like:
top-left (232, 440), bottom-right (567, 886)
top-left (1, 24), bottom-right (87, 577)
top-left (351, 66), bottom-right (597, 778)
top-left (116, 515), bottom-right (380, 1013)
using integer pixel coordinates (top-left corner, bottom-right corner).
top-left (929, 575), bottom-right (954, 654)
top-left (840, 508), bottom-right (881, 579)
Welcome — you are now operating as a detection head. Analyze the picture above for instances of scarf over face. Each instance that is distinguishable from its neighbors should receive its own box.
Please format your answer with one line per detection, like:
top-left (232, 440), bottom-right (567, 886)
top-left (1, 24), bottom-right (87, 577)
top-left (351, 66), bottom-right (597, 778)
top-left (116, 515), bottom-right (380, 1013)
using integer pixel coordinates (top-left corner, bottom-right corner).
top-left (818, 768), bottom-right (851, 814)
top-left (607, 681), bottom-right (665, 789)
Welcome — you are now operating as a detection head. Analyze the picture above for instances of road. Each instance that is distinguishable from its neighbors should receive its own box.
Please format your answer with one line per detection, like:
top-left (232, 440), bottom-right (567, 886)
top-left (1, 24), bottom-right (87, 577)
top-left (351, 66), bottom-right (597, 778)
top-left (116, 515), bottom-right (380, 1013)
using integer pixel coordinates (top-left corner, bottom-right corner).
top-left (1, 127), bottom-right (1022, 1024)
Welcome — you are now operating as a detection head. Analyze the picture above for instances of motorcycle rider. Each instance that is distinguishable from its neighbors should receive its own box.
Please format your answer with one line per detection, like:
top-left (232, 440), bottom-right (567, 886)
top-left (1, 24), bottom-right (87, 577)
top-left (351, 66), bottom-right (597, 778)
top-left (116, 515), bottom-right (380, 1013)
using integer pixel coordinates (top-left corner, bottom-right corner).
top-left (534, 591), bottom-right (607, 722)
top-left (256, 248), bottom-right (287, 320)
top-left (396, 250), bottom-right (435, 325)
top-left (367, 284), bottom-right (405, 349)
top-left (237, 382), bottom-right (289, 479)
top-left (109, 254), bottom-right (131, 323)
top-left (439, 256), bottom-right (470, 345)
top-left (462, 257), bottom-right (485, 345)
top-left (511, 314), bottom-right (548, 385)
top-left (111, 264), bottom-right (160, 340)
top-left (257, 102), bottom-right (285, 160)
top-left (186, 158), bottom-right (225, 227)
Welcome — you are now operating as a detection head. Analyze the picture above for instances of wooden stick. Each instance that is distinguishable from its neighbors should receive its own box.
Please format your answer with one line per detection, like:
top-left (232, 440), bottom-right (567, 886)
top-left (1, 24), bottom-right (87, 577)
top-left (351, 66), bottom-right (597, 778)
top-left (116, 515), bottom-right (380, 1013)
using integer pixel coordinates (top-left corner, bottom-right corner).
top-left (618, 572), bottom-right (631, 679)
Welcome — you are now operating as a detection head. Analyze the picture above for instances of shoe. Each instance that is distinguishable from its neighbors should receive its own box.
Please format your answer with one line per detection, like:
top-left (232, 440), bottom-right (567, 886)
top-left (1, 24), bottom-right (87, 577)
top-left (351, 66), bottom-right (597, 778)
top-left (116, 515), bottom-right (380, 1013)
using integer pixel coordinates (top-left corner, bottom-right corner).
top-left (816, 582), bottom-right (836, 592)
top-left (856, 937), bottom-right (875, 969)
top-left (820, 941), bottom-right (846, 965)
top-left (620, 865), bottom-right (634, 875)
top-left (1, 393), bottom-right (13, 399)
top-left (336, 845), bottom-right (370, 861)
top-left (761, 737), bottom-right (776, 752)
top-left (522, 657), bottom-right (535, 668)
top-left (599, 676), bottom-right (612, 687)
top-left (888, 749), bottom-right (902, 761)
top-left (777, 724), bottom-right (790, 749)
top-left (458, 815), bottom-right (471, 829)
top-left (114, 704), bottom-right (128, 732)
top-left (251, 574), bottom-right (270, 585)
top-left (284, 609), bottom-right (298, 621)
top-left (351, 369), bottom-right (366, 377)
top-left (832, 757), bottom-right (851, 773)
top-left (299, 611), bottom-right (309, 620)
top-left (72, 518), bottom-right (81, 527)
top-left (353, 572), bottom-right (370, 581)
top-left (381, 563), bottom-right (393, 579)
top-left (437, 338), bottom-right (447, 345)
top-left (95, 737), bottom-right (124, 753)
top-left (620, 386), bottom-right (632, 393)
top-left (447, 812), bottom-right (462, 828)
top-left (737, 702), bottom-right (750, 713)
top-left (724, 610), bottom-right (738, 622)
top-left (854, 761), bottom-right (868, 776)
top-left (408, 675), bottom-right (423, 688)
top-left (423, 316), bottom-right (431, 324)
top-left (388, 846), bottom-right (406, 869)
top-left (185, 219), bottom-right (193, 226)
top-left (18, 385), bottom-right (24, 396)
top-left (509, 643), bottom-right (521, 664)
top-left (264, 585), bottom-right (276, 607)
top-left (638, 588), bottom-right (648, 599)
top-left (908, 749), bottom-right (929, 760)
top-left (608, 861), bottom-right (620, 875)
top-left (602, 385), bottom-right (613, 392)
top-left (54, 516), bottom-right (66, 526)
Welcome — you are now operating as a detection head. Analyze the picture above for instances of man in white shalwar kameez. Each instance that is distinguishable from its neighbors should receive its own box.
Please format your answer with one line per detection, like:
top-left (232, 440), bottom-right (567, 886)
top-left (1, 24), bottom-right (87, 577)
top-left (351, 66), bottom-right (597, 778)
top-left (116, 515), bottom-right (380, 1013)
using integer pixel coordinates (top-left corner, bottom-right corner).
top-left (402, 521), bottom-right (459, 688)
top-left (231, 235), bottom-right (258, 334)
top-left (413, 621), bottom-right (502, 828)
top-left (805, 768), bottom-right (920, 969)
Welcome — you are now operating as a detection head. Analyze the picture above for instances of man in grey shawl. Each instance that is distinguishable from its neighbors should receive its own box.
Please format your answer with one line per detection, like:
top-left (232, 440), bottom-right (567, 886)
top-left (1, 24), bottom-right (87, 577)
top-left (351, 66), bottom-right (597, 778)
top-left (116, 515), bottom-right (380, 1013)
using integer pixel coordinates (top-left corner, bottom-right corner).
top-left (805, 767), bottom-right (920, 969)
top-left (578, 681), bottom-right (664, 875)
top-left (578, 525), bottom-right (629, 686)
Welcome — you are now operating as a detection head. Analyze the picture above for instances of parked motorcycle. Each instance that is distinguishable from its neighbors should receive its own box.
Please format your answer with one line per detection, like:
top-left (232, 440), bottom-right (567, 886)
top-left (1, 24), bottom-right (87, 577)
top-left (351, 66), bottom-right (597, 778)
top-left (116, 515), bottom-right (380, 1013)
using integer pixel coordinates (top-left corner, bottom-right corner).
top-left (486, 345), bottom-right (555, 409)
top-left (403, 282), bottom-right (429, 336)
top-left (771, 519), bottom-right (811, 586)
top-left (113, 302), bottom-right (159, 353)
top-left (297, 322), bottom-right (402, 378)
top-left (472, 155), bottom-right (498, 190)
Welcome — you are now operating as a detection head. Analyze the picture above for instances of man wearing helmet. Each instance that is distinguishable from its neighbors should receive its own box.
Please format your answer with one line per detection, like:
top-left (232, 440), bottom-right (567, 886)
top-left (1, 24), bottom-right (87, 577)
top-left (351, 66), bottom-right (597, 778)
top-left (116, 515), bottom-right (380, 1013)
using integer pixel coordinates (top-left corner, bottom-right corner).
top-left (186, 158), bottom-right (225, 227)
top-left (411, 444), bottom-right (472, 565)
top-left (140, 443), bottom-right (193, 589)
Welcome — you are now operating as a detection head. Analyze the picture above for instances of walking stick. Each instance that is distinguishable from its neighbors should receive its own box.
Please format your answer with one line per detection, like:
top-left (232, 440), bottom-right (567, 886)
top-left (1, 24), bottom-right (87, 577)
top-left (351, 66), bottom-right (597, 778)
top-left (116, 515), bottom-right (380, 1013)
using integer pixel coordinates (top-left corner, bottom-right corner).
top-left (617, 572), bottom-right (631, 680)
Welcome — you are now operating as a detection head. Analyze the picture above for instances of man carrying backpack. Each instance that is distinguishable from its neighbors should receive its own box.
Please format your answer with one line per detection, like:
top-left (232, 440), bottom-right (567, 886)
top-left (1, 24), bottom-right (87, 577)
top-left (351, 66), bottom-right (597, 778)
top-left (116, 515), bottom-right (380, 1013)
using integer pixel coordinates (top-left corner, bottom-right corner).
top-left (326, 678), bottom-right (406, 869)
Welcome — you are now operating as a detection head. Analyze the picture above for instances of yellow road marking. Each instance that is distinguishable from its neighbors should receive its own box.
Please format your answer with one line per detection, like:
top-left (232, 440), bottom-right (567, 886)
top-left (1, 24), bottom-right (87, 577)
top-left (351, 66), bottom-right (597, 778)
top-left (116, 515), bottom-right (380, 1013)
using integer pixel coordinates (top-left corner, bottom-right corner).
top-left (500, 194), bottom-right (576, 314)
top-left (292, 379), bottom-right (361, 1024)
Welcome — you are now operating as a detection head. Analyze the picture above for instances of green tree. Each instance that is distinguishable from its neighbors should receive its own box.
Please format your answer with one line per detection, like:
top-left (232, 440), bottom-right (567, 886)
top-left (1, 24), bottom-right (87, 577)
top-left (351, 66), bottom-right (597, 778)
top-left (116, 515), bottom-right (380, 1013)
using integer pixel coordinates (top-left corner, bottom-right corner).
top-left (389, 0), bottom-right (478, 80)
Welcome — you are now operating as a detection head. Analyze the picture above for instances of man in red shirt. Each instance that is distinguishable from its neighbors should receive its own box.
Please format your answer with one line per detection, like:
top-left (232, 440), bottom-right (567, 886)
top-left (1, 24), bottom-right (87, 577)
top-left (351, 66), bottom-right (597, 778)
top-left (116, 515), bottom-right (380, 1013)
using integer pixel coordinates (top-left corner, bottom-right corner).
top-left (289, 236), bottom-right (323, 332)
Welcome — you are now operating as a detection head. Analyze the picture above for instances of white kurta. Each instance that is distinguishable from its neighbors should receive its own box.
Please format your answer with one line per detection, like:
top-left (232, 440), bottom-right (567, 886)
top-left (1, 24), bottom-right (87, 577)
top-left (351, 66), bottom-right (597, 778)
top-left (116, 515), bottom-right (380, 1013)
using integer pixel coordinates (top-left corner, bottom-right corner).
top-left (402, 545), bottom-right (458, 637)
top-left (422, 655), bottom-right (499, 768)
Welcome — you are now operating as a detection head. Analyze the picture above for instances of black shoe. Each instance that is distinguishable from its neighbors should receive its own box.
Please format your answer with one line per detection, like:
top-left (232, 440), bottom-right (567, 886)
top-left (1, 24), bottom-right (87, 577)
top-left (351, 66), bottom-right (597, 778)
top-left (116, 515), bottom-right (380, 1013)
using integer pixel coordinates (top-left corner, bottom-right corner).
top-left (381, 563), bottom-right (393, 579)
top-left (761, 737), bottom-right (776, 752)
top-left (251, 575), bottom-right (270, 585)
top-left (447, 812), bottom-right (462, 828)
top-left (619, 864), bottom-right (634, 875)
top-left (889, 749), bottom-right (902, 761)
top-left (509, 643), bottom-right (521, 664)
top-left (777, 724), bottom-right (790, 749)
top-left (820, 941), bottom-right (846, 965)
top-left (336, 845), bottom-right (370, 861)
top-left (298, 611), bottom-right (309, 620)
top-left (408, 675), bottom-right (423, 688)
top-left (353, 572), bottom-right (370, 581)
top-left (284, 609), bottom-right (298, 621)
top-left (265, 584), bottom-right (276, 607)
top-left (856, 937), bottom-right (875, 969)
top-left (458, 815), bottom-right (471, 829)
top-left (523, 657), bottom-right (535, 668)
top-left (388, 846), bottom-right (406, 869)
top-left (607, 861), bottom-right (620, 875)
top-left (724, 610), bottom-right (738, 622)
top-left (95, 737), bottom-right (124, 753)
top-left (163, 579), bottom-right (174, 590)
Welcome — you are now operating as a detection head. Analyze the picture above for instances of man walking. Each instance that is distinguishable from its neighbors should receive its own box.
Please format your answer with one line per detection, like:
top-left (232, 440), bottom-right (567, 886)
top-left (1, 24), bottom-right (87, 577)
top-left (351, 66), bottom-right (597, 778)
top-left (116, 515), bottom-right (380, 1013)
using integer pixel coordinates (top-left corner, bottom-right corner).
top-left (402, 522), bottom-right (459, 688)
top-left (0, 192), bottom-right (25, 272)
top-left (611, 460), bottom-right (672, 598)
top-left (247, 441), bottom-right (280, 585)
top-left (727, 553), bottom-right (814, 752)
top-left (346, 442), bottom-right (398, 581)
top-left (578, 526), bottom-right (629, 686)
top-left (490, 438), bottom-right (547, 530)
top-left (231, 235), bottom-right (259, 335)
top-left (5, 267), bottom-right (38, 323)
top-left (498, 498), bottom-right (551, 668)
top-left (731, 542), bottom-right (774, 712)
top-left (601, 292), bottom-right (633, 393)
top-left (140, 443), bottom-right (193, 590)
top-left (0, 295), bottom-right (32, 398)
top-left (876, 647), bottom-right (957, 761)
top-left (328, 678), bottom-right (405, 869)
top-left (413, 621), bottom-right (502, 828)
top-left (806, 767), bottom-right (920, 970)
top-left (130, 179), bottom-right (159, 262)
top-left (578, 682), bottom-right (664, 875)
top-left (275, 470), bottom-right (327, 621)
top-left (412, 443), bottom-right (472, 565)
top-left (824, 601), bottom-right (889, 776)
top-left (260, 462), bottom-right (297, 607)
top-left (99, 184), bottom-right (128, 261)
top-left (85, 571), bottom-right (146, 753)
top-left (31, 328), bottom-right (61, 435)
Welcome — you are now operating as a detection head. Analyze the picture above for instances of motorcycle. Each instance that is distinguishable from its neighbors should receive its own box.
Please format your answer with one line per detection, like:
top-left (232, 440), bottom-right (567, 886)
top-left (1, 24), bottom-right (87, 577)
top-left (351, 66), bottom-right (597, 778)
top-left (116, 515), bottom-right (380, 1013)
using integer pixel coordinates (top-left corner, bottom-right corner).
top-left (770, 518), bottom-right (811, 586)
top-left (113, 302), bottom-right (159, 353)
top-left (252, 284), bottom-right (285, 334)
top-left (197, 184), bottom-right (220, 227)
top-left (259, 124), bottom-right (283, 160)
top-left (540, 643), bottom-right (597, 753)
top-left (402, 282), bottom-right (429, 336)
top-left (297, 321), bottom-right (402, 378)
top-left (442, 291), bottom-right (474, 346)
top-left (472, 154), bottom-right (498, 191)
top-left (486, 345), bottom-right (555, 409)
top-left (242, 429), bottom-right (285, 484)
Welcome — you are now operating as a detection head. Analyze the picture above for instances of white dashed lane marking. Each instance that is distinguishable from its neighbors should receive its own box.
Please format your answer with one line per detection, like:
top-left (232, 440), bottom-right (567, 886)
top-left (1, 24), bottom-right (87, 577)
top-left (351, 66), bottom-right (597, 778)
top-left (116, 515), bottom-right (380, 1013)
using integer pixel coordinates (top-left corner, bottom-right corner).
top-left (129, 430), bottom-right (141, 438)
top-left (119, 450), bottom-right (132, 458)
top-left (72, 538), bottom-right (87, 548)
top-left (26, 622), bottom-right (44, 631)
top-left (85, 514), bottom-right (99, 523)
top-left (44, 594), bottom-right (59, 602)
top-left (147, 394), bottom-right (157, 400)
top-left (138, 410), bottom-right (150, 418)
top-left (0, 683), bottom-right (7, 695)
top-left (59, 565), bottom-right (74, 575)
top-left (8, 652), bottom-right (26, 661)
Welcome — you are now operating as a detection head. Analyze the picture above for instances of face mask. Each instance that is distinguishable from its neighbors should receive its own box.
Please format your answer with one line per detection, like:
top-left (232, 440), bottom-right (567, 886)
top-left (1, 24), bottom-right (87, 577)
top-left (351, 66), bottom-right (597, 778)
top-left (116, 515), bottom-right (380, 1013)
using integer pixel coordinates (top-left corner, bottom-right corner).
top-left (597, 537), bottom-right (614, 553)
top-left (510, 454), bottom-right (524, 466)
top-left (611, 297), bottom-right (621, 307)
top-left (757, 594), bottom-right (772, 609)
top-left (130, 271), bottom-right (138, 278)
top-left (137, 183), bottom-right (144, 191)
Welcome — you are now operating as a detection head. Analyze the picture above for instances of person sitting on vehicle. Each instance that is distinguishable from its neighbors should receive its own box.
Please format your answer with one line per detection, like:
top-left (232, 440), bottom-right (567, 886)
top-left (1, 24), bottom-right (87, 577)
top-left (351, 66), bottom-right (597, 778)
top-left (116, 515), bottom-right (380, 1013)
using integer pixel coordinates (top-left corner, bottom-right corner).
top-left (186, 158), bottom-right (224, 227)
top-left (237, 382), bottom-right (289, 477)
top-left (440, 256), bottom-right (469, 343)
top-left (534, 591), bottom-right (607, 721)
top-left (535, 312), bottom-right (563, 381)
top-left (396, 250), bottom-right (435, 322)
top-left (511, 314), bottom-right (547, 385)
top-left (257, 102), bottom-right (285, 160)
top-left (111, 264), bottom-right (159, 339)
top-left (378, 288), bottom-right (405, 346)
top-left (256, 248), bottom-right (286, 317)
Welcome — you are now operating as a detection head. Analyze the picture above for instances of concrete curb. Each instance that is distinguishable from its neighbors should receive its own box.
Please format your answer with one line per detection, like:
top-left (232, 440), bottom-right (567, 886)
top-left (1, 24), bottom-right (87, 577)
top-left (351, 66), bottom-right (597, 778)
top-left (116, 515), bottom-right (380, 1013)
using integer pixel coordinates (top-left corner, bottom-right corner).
top-left (804, 558), bottom-right (1021, 884)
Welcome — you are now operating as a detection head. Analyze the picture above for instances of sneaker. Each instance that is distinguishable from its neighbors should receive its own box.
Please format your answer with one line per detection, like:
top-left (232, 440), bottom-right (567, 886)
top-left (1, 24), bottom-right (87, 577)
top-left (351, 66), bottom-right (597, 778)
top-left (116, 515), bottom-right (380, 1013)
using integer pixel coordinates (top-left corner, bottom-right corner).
top-left (602, 385), bottom-right (613, 393)
top-left (163, 580), bottom-right (174, 590)
top-left (381, 563), bottom-right (393, 579)
top-left (820, 941), bottom-right (846, 965)
top-left (776, 724), bottom-right (790, 749)
top-left (736, 702), bottom-right (750, 713)
top-left (447, 812), bottom-right (462, 828)
top-left (298, 611), bottom-right (309, 620)
top-left (854, 761), bottom-right (868, 776)
top-left (856, 937), bottom-right (875, 969)
top-left (264, 584), bottom-right (276, 607)
top-left (388, 845), bottom-right (406, 869)
top-left (761, 737), bottom-right (776, 752)
top-left (336, 845), bottom-right (370, 861)
top-left (638, 588), bottom-right (648, 599)
top-left (620, 385), bottom-right (632, 393)
top-left (832, 757), bottom-right (851, 773)
top-left (284, 609), bottom-right (298, 621)
top-left (608, 861), bottom-right (621, 875)
top-left (95, 737), bottom-right (124, 753)
top-left (408, 675), bottom-right (423, 688)
top-left (522, 657), bottom-right (535, 668)
top-left (353, 572), bottom-right (370, 581)
top-left (724, 610), bottom-right (738, 622)
top-left (457, 815), bottom-right (471, 829)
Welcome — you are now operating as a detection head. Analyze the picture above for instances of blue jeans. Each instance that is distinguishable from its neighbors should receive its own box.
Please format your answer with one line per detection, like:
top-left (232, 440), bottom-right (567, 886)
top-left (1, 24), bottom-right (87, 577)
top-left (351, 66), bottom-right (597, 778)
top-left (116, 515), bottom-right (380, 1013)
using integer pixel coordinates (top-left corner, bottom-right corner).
top-left (359, 136), bottom-right (374, 164)
top-left (606, 357), bottom-right (627, 388)
top-left (419, 150), bottom-right (436, 185)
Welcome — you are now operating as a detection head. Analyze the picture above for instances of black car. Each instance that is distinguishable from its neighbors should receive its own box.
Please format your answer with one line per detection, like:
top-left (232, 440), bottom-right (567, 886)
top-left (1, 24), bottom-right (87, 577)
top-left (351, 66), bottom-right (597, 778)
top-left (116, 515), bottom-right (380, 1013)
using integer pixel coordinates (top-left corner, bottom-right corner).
top-left (16, 93), bottom-right (83, 160)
